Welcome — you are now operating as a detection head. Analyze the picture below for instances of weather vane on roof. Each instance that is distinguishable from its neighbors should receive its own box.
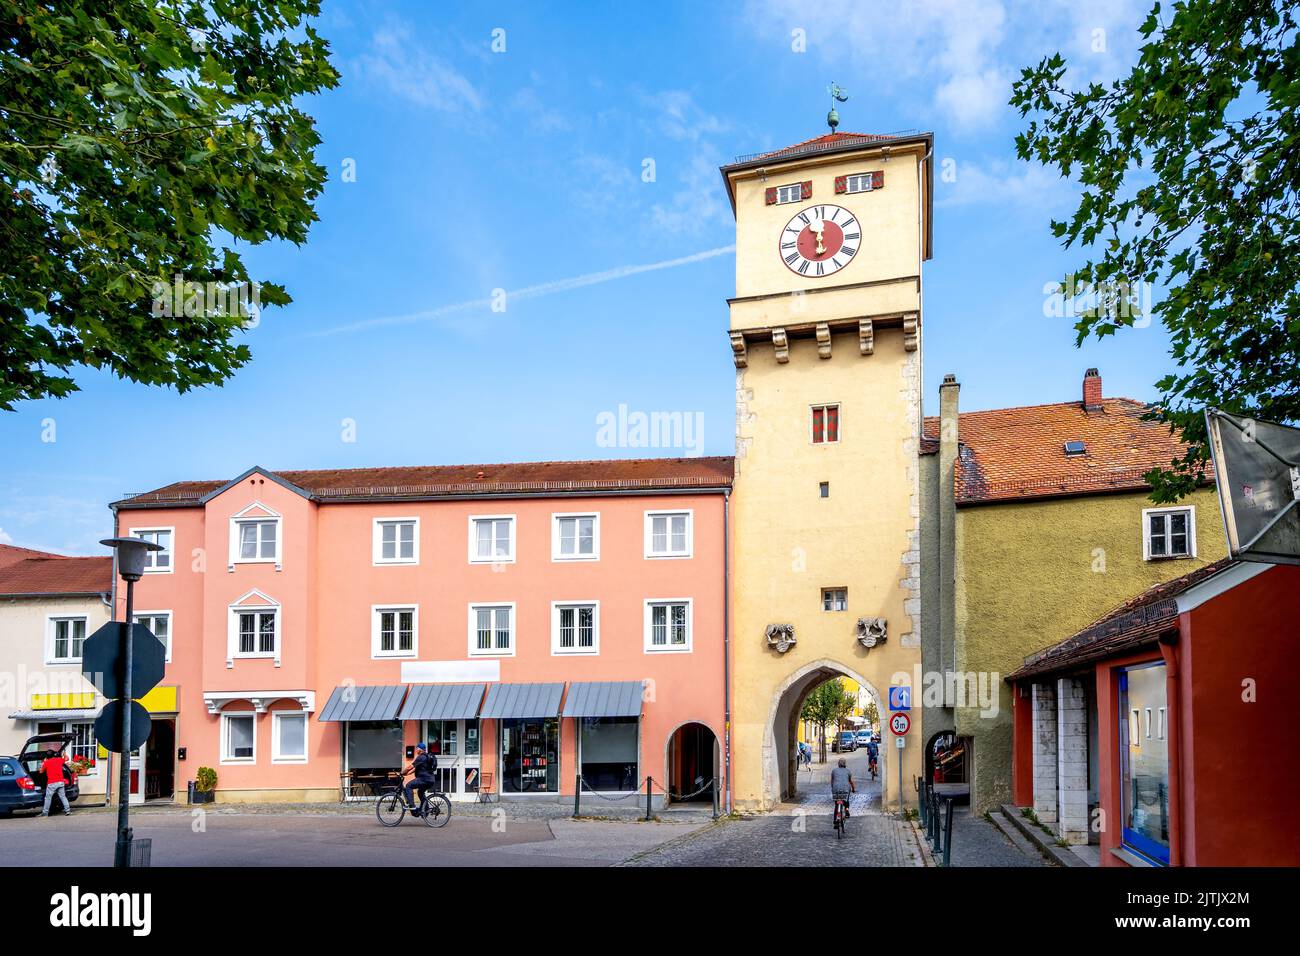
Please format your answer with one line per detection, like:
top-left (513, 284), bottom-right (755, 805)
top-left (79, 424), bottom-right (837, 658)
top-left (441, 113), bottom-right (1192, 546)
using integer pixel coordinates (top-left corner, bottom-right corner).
top-left (827, 82), bottom-right (849, 131)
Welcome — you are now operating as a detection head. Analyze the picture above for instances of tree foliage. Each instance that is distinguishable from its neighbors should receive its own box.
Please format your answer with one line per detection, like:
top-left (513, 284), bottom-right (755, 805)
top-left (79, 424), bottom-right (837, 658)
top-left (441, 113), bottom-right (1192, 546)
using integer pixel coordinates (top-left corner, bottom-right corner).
top-left (1012, 0), bottom-right (1299, 501)
top-left (0, 0), bottom-right (338, 409)
top-left (801, 679), bottom-right (856, 761)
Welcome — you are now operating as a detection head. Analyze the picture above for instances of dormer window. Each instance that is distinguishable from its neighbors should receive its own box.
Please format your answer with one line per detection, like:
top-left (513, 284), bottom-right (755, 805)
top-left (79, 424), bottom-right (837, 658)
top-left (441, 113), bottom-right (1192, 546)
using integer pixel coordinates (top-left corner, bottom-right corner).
top-left (1064, 440), bottom-right (1087, 457)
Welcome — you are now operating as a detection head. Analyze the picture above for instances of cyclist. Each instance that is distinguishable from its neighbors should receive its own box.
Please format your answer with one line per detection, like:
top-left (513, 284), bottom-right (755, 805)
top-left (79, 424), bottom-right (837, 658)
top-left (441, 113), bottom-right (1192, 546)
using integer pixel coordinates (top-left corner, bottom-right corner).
top-left (402, 742), bottom-right (438, 813)
top-left (830, 757), bottom-right (856, 819)
top-left (866, 738), bottom-right (879, 777)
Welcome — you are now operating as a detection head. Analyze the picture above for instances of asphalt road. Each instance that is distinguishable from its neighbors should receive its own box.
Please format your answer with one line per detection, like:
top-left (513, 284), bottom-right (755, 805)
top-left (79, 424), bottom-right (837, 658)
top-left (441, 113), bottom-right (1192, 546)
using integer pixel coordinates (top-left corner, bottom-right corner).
top-left (0, 806), bottom-right (704, 867)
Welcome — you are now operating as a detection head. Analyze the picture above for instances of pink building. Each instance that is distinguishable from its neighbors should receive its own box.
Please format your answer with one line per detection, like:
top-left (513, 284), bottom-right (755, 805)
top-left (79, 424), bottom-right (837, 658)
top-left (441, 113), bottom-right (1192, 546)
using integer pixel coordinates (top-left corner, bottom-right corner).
top-left (110, 457), bottom-right (732, 807)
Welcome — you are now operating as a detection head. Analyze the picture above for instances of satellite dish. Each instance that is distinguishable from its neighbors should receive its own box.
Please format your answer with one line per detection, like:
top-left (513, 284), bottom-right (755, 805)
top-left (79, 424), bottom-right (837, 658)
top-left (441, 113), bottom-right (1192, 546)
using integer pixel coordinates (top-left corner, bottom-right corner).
top-left (1205, 409), bottom-right (1300, 564)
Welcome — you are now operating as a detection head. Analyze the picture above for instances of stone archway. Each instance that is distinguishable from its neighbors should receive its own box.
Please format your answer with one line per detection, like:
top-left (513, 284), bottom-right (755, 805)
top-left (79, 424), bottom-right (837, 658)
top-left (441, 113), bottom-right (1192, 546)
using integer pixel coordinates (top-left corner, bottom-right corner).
top-left (762, 658), bottom-right (887, 808)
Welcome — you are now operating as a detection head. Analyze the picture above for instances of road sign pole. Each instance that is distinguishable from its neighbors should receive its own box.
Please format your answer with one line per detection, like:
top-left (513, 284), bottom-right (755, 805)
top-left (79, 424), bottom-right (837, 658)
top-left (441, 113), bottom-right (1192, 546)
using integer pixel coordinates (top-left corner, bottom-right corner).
top-left (113, 578), bottom-right (134, 869)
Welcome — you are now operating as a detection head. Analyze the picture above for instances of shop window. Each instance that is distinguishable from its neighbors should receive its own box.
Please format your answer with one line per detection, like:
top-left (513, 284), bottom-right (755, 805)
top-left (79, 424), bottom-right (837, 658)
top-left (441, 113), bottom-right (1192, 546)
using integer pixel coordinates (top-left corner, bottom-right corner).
top-left (1118, 662), bottom-right (1170, 865)
top-left (345, 721), bottom-right (403, 792)
top-left (580, 717), bottom-right (639, 792)
top-left (501, 718), bottom-right (559, 793)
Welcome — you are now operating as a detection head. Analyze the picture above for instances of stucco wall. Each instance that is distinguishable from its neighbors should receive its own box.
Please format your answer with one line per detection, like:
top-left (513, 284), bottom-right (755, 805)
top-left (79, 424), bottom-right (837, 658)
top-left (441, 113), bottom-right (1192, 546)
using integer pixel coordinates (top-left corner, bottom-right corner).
top-left (918, 451), bottom-right (953, 744)
top-left (955, 486), bottom-right (1226, 812)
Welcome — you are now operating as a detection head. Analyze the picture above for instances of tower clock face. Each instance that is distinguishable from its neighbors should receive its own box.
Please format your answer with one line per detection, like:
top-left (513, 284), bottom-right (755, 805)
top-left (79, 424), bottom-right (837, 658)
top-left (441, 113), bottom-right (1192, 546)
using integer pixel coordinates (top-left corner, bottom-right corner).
top-left (779, 204), bottom-right (860, 277)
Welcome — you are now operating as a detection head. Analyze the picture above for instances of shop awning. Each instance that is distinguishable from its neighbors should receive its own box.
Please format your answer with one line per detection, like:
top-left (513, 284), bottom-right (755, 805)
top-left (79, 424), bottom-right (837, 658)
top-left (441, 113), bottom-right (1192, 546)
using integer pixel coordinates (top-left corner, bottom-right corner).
top-left (399, 683), bottom-right (486, 721)
top-left (318, 685), bottom-right (406, 722)
top-left (562, 681), bottom-right (645, 718)
top-left (480, 682), bottom-right (564, 719)
top-left (8, 707), bottom-right (101, 721)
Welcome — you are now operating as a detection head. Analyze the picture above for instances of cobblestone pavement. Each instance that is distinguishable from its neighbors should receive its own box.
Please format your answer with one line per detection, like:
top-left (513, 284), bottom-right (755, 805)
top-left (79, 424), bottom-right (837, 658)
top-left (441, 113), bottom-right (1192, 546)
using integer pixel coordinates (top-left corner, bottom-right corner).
top-left (626, 747), bottom-right (923, 867)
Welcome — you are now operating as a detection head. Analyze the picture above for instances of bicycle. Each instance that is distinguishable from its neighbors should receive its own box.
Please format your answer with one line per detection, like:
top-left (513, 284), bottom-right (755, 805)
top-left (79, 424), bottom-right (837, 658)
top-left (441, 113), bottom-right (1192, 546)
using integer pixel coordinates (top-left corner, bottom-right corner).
top-left (832, 796), bottom-right (849, 838)
top-left (375, 772), bottom-right (451, 829)
top-left (869, 755), bottom-right (878, 780)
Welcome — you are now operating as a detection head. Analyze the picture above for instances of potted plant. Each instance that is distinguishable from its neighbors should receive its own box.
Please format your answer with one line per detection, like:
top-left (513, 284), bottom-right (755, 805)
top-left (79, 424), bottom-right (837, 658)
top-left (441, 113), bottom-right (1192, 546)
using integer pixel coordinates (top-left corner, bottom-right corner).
top-left (69, 755), bottom-right (94, 777)
top-left (190, 766), bottom-right (217, 804)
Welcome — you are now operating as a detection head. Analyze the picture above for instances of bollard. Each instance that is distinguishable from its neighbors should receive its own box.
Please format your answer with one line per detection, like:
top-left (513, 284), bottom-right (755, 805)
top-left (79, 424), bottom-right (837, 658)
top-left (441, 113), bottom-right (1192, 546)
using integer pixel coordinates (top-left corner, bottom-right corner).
top-left (645, 776), bottom-right (652, 821)
top-left (573, 774), bottom-right (581, 818)
top-left (712, 778), bottom-right (719, 819)
top-left (943, 798), bottom-right (955, 867)
top-left (918, 780), bottom-right (929, 832)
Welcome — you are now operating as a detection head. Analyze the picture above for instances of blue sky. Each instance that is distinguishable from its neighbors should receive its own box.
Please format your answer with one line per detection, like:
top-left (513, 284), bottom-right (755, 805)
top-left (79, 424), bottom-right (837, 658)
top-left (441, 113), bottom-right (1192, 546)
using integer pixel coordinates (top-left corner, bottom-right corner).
top-left (1, 0), bottom-right (1176, 554)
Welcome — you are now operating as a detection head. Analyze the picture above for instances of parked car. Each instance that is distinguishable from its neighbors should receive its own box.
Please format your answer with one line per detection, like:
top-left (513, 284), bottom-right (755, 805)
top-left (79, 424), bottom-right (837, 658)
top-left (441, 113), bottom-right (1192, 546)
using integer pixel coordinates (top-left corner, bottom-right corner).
top-left (0, 732), bottom-right (80, 817)
top-left (855, 730), bottom-right (874, 747)
top-left (833, 731), bottom-right (858, 753)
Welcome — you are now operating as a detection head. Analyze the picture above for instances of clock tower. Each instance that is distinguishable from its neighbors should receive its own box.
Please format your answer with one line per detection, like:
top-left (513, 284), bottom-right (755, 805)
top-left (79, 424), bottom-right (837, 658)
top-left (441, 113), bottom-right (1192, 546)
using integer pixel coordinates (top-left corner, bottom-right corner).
top-left (722, 130), bottom-right (933, 810)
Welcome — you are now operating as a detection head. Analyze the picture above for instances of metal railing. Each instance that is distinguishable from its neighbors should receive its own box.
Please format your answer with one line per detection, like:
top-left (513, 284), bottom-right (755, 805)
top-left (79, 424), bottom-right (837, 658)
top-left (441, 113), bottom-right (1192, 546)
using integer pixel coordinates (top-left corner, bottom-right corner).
top-left (572, 774), bottom-right (720, 820)
top-left (917, 779), bottom-right (955, 866)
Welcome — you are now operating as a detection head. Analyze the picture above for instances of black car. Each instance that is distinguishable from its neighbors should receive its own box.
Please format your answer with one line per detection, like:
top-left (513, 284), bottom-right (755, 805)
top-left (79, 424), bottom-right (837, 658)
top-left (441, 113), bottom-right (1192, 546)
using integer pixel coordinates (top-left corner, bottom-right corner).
top-left (0, 732), bottom-right (81, 817)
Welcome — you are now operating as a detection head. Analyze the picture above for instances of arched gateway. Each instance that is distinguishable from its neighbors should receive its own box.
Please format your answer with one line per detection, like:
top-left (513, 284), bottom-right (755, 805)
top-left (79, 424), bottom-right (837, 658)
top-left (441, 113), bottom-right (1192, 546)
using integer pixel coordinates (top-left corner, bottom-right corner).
top-left (765, 659), bottom-right (886, 804)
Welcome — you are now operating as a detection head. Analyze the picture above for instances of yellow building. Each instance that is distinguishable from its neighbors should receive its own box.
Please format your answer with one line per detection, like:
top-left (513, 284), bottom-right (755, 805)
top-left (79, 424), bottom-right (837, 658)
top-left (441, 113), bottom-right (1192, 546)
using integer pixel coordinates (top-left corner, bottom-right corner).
top-left (723, 131), bottom-right (933, 810)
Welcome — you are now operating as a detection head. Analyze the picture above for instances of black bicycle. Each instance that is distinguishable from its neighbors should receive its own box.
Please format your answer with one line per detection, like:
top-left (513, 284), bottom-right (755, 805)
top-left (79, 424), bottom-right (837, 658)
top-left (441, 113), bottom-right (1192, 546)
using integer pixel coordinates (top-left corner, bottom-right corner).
top-left (833, 796), bottom-right (849, 838)
top-left (375, 772), bottom-right (451, 828)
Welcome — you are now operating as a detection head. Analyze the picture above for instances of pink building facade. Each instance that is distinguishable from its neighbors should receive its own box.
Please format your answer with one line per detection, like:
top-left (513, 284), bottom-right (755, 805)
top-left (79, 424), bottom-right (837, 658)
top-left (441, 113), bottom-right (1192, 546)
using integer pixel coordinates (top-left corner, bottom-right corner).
top-left (111, 459), bottom-right (732, 807)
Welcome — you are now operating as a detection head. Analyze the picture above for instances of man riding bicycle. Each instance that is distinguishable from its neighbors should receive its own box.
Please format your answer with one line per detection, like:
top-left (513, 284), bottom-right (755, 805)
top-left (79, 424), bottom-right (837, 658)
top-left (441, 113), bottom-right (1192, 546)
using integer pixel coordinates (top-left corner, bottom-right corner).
top-left (830, 757), bottom-right (856, 818)
top-left (401, 742), bottom-right (438, 812)
top-left (866, 738), bottom-right (879, 777)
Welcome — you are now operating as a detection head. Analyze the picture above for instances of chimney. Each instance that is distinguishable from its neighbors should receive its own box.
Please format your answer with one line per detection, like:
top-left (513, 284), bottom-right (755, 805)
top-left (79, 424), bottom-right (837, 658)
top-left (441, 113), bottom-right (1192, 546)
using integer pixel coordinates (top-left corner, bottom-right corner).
top-left (1082, 368), bottom-right (1102, 411)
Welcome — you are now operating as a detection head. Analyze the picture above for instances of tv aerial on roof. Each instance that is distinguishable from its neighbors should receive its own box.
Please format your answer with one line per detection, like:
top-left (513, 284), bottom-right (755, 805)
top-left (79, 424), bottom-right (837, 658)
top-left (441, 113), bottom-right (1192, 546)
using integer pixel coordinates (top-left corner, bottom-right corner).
top-left (1205, 409), bottom-right (1300, 565)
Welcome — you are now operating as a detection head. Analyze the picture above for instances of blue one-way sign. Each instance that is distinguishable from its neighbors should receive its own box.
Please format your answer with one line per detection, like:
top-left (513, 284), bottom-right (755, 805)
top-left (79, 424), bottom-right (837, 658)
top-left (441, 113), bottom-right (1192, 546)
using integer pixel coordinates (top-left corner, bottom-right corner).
top-left (888, 685), bottom-right (911, 711)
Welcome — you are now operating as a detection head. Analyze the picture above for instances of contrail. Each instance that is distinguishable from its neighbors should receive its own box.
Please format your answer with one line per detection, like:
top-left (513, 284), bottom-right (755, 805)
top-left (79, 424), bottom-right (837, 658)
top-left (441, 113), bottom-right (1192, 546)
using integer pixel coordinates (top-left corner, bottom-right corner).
top-left (311, 244), bottom-right (736, 337)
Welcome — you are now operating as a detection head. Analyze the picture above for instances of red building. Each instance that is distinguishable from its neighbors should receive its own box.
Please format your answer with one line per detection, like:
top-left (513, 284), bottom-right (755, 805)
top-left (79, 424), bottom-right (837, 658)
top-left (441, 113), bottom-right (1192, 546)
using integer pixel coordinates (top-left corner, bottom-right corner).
top-left (1007, 559), bottom-right (1300, 866)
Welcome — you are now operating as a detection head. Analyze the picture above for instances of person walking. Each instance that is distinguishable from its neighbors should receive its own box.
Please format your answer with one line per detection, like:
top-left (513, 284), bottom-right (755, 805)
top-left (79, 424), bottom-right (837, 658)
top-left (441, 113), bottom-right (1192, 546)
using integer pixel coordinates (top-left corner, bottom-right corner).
top-left (41, 750), bottom-right (71, 816)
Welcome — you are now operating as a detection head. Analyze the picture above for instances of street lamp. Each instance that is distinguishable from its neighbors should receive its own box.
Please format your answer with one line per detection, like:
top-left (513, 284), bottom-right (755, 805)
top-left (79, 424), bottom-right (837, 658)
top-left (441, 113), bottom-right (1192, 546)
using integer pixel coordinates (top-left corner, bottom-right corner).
top-left (99, 536), bottom-right (163, 868)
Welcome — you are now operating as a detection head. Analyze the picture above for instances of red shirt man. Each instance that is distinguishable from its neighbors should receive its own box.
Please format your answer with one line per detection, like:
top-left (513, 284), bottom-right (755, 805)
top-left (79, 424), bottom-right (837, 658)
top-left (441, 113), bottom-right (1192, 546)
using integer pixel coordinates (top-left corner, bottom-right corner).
top-left (42, 754), bottom-right (67, 785)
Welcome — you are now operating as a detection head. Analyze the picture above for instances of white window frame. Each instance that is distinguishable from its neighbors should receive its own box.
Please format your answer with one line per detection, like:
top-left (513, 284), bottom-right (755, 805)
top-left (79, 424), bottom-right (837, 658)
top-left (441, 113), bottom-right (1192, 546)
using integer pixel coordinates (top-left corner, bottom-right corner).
top-left (810, 403), bottom-right (841, 444)
top-left (220, 712), bottom-right (257, 764)
top-left (822, 588), bottom-right (848, 612)
top-left (551, 600), bottom-right (600, 656)
top-left (372, 517), bottom-right (419, 566)
top-left (468, 514), bottom-right (516, 564)
top-left (271, 711), bottom-right (309, 764)
top-left (552, 512), bottom-right (600, 562)
top-left (229, 503), bottom-right (282, 569)
top-left (644, 509), bottom-right (693, 559)
top-left (133, 609), bottom-right (173, 663)
top-left (45, 615), bottom-right (88, 665)
top-left (843, 173), bottom-right (875, 194)
top-left (371, 604), bottom-right (419, 659)
top-left (1142, 506), bottom-right (1197, 560)
top-left (226, 590), bottom-right (281, 667)
top-left (130, 526), bottom-right (175, 574)
top-left (643, 598), bottom-right (693, 653)
top-left (467, 602), bottom-right (516, 657)
top-left (775, 183), bottom-right (803, 204)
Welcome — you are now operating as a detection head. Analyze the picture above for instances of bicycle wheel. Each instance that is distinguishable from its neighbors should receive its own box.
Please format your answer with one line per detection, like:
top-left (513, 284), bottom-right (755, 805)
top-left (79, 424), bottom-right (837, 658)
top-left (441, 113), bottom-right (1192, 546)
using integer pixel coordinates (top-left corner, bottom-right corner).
top-left (421, 792), bottom-right (452, 828)
top-left (375, 790), bottom-right (406, 827)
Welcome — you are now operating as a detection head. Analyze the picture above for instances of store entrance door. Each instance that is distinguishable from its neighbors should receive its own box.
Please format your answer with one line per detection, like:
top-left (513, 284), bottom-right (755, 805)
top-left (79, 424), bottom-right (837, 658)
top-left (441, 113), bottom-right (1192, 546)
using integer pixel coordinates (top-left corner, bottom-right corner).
top-left (423, 719), bottom-right (481, 801)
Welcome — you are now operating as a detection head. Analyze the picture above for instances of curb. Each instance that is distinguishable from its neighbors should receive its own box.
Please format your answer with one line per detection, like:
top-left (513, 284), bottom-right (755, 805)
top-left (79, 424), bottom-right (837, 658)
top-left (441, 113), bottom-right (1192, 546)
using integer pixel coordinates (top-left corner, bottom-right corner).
top-left (997, 804), bottom-right (1088, 867)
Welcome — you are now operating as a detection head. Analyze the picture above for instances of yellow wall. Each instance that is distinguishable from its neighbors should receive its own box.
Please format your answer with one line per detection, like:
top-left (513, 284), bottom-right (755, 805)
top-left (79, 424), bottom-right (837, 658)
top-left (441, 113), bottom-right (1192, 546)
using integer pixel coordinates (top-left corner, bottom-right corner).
top-left (728, 141), bottom-right (927, 810)
top-left (954, 487), bottom-right (1227, 811)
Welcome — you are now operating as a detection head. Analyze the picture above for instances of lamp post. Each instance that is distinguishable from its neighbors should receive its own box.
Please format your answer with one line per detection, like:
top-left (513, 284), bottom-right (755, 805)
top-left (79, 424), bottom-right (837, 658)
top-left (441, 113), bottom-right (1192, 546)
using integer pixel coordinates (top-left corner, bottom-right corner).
top-left (100, 536), bottom-right (163, 869)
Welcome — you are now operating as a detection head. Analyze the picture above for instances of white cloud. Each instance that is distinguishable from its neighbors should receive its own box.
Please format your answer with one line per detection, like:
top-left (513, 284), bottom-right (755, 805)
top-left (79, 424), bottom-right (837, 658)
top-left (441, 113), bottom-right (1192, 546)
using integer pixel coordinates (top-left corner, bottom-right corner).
top-left (355, 25), bottom-right (482, 112)
top-left (0, 526), bottom-right (12, 545)
top-left (935, 157), bottom-right (1076, 210)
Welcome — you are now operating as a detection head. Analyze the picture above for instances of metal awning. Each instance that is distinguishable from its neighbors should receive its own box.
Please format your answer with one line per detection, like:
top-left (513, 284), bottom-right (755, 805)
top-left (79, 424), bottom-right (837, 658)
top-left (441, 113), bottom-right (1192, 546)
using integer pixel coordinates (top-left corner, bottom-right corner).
top-left (8, 707), bottom-right (101, 721)
top-left (399, 683), bottom-right (486, 721)
top-left (479, 682), bottom-right (564, 719)
top-left (562, 681), bottom-right (645, 718)
top-left (317, 685), bottom-right (406, 722)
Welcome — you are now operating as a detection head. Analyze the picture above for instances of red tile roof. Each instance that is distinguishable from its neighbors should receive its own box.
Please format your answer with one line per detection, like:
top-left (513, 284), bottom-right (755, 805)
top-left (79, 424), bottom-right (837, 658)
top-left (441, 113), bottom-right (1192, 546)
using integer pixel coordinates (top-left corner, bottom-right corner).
top-left (752, 131), bottom-right (899, 162)
top-left (1006, 558), bottom-right (1236, 681)
top-left (0, 543), bottom-right (62, 569)
top-left (923, 397), bottom-right (1202, 505)
top-left (116, 456), bottom-right (735, 507)
top-left (0, 553), bottom-right (112, 596)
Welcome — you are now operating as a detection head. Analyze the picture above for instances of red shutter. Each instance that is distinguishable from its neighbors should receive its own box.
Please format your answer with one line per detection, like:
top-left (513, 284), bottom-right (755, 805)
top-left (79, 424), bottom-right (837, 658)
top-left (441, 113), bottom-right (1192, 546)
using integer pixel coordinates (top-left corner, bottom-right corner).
top-left (801, 180), bottom-right (812, 199)
top-left (834, 176), bottom-right (847, 194)
top-left (765, 187), bottom-right (777, 205)
top-left (812, 407), bottom-right (824, 444)
top-left (872, 170), bottom-right (884, 189)
top-left (827, 406), bottom-right (839, 442)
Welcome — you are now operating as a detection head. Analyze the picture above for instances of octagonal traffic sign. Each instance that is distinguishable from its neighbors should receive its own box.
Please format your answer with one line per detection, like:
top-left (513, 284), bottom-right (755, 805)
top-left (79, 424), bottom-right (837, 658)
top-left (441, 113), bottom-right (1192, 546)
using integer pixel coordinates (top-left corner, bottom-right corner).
top-left (81, 622), bottom-right (166, 702)
top-left (95, 699), bottom-right (151, 754)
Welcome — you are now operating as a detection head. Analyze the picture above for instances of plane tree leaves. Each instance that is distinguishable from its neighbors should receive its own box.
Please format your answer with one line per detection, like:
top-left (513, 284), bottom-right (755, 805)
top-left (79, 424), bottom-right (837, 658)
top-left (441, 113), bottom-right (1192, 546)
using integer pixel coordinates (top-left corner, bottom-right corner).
top-left (0, 0), bottom-right (339, 409)
top-left (1012, 0), bottom-right (1299, 501)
